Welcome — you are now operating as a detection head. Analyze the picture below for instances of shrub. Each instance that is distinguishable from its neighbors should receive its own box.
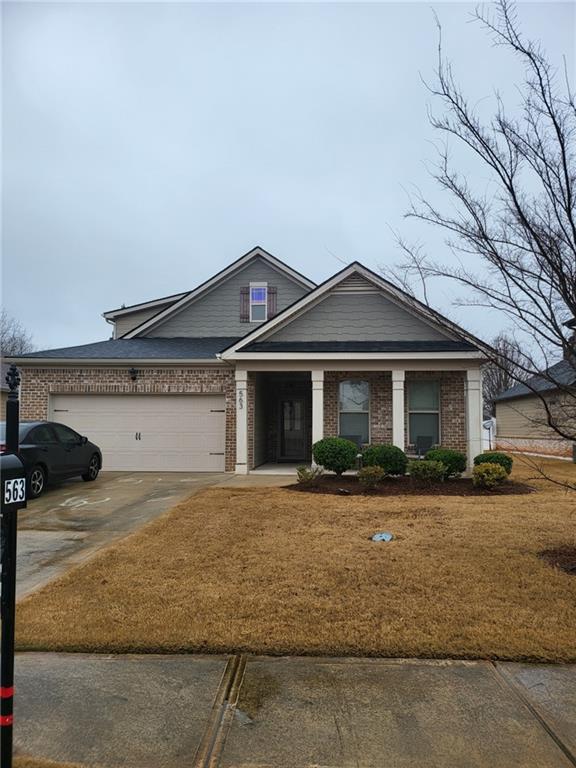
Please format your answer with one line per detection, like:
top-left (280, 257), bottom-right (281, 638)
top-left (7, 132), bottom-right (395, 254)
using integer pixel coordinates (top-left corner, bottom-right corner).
top-left (296, 465), bottom-right (324, 486)
top-left (358, 465), bottom-right (386, 489)
top-left (472, 462), bottom-right (508, 489)
top-left (362, 444), bottom-right (408, 476)
top-left (312, 437), bottom-right (358, 476)
top-left (408, 459), bottom-right (446, 487)
top-left (425, 448), bottom-right (467, 479)
top-left (474, 452), bottom-right (513, 475)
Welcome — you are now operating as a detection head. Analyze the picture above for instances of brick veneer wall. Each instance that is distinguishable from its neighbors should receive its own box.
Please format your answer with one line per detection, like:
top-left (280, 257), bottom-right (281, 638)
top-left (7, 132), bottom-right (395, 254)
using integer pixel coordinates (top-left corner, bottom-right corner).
top-left (404, 371), bottom-right (467, 453)
top-left (324, 372), bottom-right (393, 444)
top-left (323, 370), bottom-right (467, 453)
top-left (19, 365), bottom-right (238, 471)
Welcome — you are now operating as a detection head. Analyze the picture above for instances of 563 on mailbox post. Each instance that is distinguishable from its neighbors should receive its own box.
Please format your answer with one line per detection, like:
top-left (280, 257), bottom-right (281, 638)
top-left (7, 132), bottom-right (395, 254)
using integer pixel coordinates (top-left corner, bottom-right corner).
top-left (1, 365), bottom-right (27, 768)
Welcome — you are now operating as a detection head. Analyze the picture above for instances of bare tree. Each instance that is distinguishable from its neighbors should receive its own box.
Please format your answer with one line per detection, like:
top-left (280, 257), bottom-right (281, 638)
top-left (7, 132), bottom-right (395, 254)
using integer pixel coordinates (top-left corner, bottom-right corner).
top-left (0, 309), bottom-right (34, 356)
top-left (483, 333), bottom-right (525, 415)
top-left (394, 0), bottom-right (576, 444)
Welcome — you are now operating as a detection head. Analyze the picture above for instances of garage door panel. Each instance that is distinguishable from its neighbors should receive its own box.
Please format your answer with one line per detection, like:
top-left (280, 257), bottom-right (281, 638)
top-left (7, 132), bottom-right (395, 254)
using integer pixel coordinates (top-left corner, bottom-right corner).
top-left (49, 394), bottom-right (226, 472)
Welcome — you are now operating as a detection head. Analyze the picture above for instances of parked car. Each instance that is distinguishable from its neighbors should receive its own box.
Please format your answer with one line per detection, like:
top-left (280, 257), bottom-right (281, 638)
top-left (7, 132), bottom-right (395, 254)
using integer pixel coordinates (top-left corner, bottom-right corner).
top-left (0, 421), bottom-right (102, 498)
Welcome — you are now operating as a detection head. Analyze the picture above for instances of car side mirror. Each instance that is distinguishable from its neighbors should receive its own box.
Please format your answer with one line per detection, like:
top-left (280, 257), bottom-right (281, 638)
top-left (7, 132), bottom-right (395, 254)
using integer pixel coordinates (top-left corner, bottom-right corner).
top-left (81, 436), bottom-right (88, 445)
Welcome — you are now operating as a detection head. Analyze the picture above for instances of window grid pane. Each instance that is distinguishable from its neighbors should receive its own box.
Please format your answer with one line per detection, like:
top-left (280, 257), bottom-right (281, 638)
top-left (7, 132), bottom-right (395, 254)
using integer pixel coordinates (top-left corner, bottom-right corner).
top-left (250, 287), bottom-right (267, 303)
top-left (339, 380), bottom-right (370, 412)
top-left (408, 381), bottom-right (439, 412)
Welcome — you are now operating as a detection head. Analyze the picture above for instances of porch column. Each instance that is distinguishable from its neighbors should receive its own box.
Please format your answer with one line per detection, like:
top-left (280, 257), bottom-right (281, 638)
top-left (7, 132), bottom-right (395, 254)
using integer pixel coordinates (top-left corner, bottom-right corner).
top-left (466, 367), bottom-right (483, 469)
top-left (235, 370), bottom-right (249, 475)
top-left (392, 369), bottom-right (405, 450)
top-left (311, 369), bottom-right (324, 451)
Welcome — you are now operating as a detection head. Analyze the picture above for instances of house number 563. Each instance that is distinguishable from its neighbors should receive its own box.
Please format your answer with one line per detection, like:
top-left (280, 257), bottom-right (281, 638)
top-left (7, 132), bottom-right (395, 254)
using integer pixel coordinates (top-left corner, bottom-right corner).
top-left (238, 390), bottom-right (244, 410)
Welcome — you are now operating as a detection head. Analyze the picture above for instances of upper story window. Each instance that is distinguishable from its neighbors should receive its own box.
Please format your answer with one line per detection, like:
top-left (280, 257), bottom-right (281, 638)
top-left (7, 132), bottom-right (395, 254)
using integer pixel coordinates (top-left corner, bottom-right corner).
top-left (339, 379), bottom-right (370, 448)
top-left (250, 283), bottom-right (268, 322)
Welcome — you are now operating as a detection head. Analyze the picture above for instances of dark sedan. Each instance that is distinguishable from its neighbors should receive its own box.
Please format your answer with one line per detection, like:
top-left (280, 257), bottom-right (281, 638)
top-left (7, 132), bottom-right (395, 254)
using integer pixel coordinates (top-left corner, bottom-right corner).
top-left (0, 421), bottom-right (102, 498)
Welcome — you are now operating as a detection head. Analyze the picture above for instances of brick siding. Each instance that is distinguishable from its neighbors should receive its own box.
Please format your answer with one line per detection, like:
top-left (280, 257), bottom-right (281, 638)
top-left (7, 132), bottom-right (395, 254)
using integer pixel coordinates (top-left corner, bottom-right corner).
top-left (19, 365), bottom-right (237, 471)
top-left (324, 370), bottom-right (466, 453)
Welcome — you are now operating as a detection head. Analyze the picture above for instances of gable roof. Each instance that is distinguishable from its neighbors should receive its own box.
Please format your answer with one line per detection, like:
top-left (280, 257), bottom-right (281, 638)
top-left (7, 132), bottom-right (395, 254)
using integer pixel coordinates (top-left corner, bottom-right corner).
top-left (494, 358), bottom-right (576, 402)
top-left (221, 261), bottom-right (489, 358)
top-left (120, 246), bottom-right (316, 339)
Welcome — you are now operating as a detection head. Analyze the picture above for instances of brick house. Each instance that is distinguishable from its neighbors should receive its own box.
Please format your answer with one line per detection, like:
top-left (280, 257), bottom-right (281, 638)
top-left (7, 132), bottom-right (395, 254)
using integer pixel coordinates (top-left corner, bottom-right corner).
top-left (10, 247), bottom-right (486, 473)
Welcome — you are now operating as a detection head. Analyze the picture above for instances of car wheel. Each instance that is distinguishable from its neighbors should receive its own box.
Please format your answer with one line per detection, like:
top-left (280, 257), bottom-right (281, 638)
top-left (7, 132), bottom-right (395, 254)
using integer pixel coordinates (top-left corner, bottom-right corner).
top-left (82, 454), bottom-right (100, 482)
top-left (28, 465), bottom-right (46, 499)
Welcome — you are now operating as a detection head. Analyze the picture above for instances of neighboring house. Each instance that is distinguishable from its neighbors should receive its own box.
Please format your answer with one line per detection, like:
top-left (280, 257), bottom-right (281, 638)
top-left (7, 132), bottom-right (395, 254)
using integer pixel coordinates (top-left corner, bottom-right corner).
top-left (9, 247), bottom-right (487, 473)
top-left (494, 357), bottom-right (576, 458)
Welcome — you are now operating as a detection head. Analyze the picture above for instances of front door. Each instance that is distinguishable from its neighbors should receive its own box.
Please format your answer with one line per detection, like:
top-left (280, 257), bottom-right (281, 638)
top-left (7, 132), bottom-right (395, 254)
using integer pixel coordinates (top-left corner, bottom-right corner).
top-left (279, 398), bottom-right (308, 461)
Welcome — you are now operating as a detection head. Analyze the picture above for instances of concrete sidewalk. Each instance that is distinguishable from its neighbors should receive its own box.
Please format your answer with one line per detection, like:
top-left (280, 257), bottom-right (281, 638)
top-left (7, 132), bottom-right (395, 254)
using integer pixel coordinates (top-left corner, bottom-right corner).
top-left (14, 652), bottom-right (576, 768)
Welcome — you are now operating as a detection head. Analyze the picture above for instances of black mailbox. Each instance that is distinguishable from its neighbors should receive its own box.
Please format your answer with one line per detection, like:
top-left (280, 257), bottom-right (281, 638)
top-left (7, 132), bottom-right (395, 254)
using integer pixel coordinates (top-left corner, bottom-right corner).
top-left (1, 453), bottom-right (27, 514)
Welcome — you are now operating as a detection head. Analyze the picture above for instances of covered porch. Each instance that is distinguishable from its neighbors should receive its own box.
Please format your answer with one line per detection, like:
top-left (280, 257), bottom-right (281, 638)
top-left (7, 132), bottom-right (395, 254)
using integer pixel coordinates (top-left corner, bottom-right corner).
top-left (234, 362), bottom-right (483, 474)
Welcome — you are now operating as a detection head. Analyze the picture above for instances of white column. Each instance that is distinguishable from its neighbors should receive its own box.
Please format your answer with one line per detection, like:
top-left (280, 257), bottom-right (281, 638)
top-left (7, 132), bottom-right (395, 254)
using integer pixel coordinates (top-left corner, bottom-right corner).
top-left (235, 370), bottom-right (249, 475)
top-left (466, 367), bottom-right (483, 469)
top-left (311, 370), bottom-right (324, 457)
top-left (392, 369), bottom-right (405, 451)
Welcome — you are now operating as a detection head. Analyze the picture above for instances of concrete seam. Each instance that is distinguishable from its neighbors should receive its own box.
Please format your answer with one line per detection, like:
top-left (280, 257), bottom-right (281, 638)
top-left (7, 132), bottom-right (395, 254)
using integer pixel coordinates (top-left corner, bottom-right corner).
top-left (489, 661), bottom-right (576, 767)
top-left (193, 653), bottom-right (247, 768)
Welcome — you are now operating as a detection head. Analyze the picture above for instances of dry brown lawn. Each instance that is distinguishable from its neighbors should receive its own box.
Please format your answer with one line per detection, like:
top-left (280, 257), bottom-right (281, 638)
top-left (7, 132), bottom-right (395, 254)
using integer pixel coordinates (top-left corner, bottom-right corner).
top-left (16, 458), bottom-right (576, 662)
top-left (15, 757), bottom-right (85, 768)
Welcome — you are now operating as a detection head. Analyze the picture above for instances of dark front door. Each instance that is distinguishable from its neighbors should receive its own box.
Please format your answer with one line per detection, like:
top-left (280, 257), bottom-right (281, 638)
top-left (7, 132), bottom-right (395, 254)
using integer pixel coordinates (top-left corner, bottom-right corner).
top-left (279, 398), bottom-right (308, 461)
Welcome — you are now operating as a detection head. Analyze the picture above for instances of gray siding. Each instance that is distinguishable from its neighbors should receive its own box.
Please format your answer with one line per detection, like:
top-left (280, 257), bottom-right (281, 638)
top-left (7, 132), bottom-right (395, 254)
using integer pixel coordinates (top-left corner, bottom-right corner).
top-left (146, 257), bottom-right (308, 338)
top-left (115, 305), bottom-right (174, 337)
top-left (266, 292), bottom-right (450, 342)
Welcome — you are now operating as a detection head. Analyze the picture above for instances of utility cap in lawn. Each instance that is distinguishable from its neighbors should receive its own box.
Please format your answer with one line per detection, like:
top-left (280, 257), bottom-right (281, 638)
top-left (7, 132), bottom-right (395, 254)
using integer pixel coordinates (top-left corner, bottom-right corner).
top-left (371, 532), bottom-right (393, 542)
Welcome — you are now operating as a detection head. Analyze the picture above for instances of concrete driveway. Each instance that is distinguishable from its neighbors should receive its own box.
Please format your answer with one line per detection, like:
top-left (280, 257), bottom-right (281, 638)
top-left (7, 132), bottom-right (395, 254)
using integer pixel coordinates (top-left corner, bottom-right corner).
top-left (15, 471), bottom-right (227, 598)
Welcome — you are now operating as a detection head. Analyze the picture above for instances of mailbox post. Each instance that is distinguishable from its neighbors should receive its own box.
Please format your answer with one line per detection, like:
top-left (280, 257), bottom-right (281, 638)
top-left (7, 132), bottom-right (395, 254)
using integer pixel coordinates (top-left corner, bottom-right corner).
top-left (1, 365), bottom-right (26, 768)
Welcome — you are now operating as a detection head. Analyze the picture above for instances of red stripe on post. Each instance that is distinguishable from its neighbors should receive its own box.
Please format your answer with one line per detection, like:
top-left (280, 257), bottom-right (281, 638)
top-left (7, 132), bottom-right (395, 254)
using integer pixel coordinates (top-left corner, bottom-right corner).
top-left (0, 715), bottom-right (14, 726)
top-left (0, 687), bottom-right (14, 698)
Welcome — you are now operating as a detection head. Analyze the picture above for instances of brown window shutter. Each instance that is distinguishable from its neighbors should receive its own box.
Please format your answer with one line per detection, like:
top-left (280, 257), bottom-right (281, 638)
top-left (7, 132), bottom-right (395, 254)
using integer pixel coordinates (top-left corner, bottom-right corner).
top-left (268, 286), bottom-right (278, 318)
top-left (240, 287), bottom-right (250, 322)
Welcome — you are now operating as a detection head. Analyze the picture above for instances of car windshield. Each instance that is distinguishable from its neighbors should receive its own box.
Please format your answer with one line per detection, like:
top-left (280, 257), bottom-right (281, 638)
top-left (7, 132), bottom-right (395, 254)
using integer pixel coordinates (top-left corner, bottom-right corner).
top-left (0, 423), bottom-right (35, 442)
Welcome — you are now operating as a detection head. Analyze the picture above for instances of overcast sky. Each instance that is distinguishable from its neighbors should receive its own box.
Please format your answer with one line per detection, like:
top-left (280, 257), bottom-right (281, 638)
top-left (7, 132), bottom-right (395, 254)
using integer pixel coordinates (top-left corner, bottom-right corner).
top-left (2, 1), bottom-right (574, 351)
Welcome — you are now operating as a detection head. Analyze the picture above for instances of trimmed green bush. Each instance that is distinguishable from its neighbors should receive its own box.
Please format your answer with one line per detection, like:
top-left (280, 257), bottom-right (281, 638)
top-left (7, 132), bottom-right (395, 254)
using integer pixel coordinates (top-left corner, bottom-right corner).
top-left (425, 448), bottom-right (467, 479)
top-left (362, 444), bottom-right (408, 476)
top-left (472, 462), bottom-right (508, 489)
top-left (312, 437), bottom-right (358, 476)
top-left (296, 465), bottom-right (324, 486)
top-left (358, 465), bottom-right (386, 489)
top-left (474, 452), bottom-right (513, 475)
top-left (408, 459), bottom-right (446, 487)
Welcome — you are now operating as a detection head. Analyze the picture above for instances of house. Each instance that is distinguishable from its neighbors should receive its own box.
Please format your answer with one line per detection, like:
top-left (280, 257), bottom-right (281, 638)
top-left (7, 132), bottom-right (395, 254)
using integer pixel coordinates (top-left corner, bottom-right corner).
top-left (9, 247), bottom-right (487, 473)
top-left (494, 357), bottom-right (576, 459)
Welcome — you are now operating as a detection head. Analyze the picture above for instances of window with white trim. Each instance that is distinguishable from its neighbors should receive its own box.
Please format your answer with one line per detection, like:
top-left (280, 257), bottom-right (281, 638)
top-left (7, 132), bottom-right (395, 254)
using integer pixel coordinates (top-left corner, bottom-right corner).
top-left (408, 381), bottom-right (440, 452)
top-left (250, 283), bottom-right (268, 322)
top-left (339, 379), bottom-right (370, 447)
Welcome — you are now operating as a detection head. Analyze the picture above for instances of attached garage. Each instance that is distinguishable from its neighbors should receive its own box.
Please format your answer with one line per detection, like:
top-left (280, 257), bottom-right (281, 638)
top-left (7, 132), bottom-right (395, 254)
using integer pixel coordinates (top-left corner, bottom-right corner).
top-left (49, 394), bottom-right (226, 472)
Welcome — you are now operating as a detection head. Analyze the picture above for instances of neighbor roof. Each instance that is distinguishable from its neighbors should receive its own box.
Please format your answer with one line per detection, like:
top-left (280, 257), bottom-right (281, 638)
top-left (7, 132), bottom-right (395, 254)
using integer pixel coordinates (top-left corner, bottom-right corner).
top-left (9, 338), bottom-right (239, 362)
top-left (494, 358), bottom-right (576, 402)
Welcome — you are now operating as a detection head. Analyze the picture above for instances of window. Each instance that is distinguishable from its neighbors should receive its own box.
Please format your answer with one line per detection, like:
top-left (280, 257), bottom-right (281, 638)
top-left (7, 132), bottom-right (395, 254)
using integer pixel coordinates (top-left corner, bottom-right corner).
top-left (339, 379), bottom-right (370, 447)
top-left (250, 283), bottom-right (268, 322)
top-left (408, 381), bottom-right (440, 452)
top-left (52, 423), bottom-right (81, 446)
top-left (27, 425), bottom-right (55, 444)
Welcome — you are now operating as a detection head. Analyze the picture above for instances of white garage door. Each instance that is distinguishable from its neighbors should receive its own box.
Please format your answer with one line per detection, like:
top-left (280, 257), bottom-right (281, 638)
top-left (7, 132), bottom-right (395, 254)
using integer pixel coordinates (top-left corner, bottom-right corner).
top-left (49, 394), bottom-right (226, 472)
